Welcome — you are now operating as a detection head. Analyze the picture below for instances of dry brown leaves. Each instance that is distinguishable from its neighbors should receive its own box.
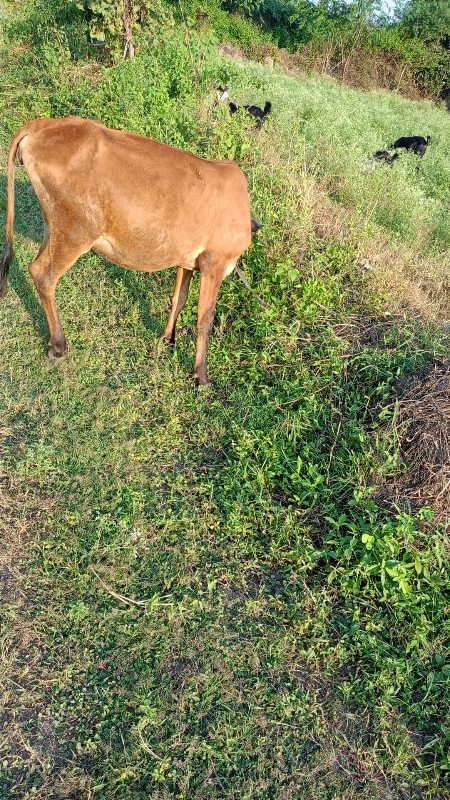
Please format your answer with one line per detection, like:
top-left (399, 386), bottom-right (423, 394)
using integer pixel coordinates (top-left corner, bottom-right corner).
top-left (381, 362), bottom-right (450, 523)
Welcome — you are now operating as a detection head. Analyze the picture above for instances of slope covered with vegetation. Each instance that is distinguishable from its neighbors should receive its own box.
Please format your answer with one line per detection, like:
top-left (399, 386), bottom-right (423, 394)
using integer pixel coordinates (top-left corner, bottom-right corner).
top-left (193, 0), bottom-right (450, 102)
top-left (1, 1), bottom-right (450, 798)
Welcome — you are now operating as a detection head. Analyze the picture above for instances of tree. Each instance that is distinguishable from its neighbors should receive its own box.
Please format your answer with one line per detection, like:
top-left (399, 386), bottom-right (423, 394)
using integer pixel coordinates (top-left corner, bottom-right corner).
top-left (396, 0), bottom-right (450, 44)
top-left (74, 0), bottom-right (159, 58)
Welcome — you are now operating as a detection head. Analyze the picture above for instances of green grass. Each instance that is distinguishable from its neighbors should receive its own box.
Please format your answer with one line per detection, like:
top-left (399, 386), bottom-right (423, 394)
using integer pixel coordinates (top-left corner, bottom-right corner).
top-left (1, 7), bottom-right (450, 800)
top-left (219, 58), bottom-right (450, 250)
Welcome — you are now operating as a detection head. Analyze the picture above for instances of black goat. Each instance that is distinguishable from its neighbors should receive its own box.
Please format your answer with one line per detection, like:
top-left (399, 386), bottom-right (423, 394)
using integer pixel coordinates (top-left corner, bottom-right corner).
top-left (229, 100), bottom-right (272, 129)
top-left (391, 135), bottom-right (431, 157)
top-left (372, 150), bottom-right (399, 166)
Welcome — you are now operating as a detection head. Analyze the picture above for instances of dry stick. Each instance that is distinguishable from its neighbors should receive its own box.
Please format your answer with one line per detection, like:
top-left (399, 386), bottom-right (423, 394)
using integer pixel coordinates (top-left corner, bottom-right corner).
top-left (235, 265), bottom-right (269, 309)
top-left (89, 564), bottom-right (151, 607)
top-left (430, 476), bottom-right (450, 502)
top-left (136, 729), bottom-right (162, 761)
top-left (122, 0), bottom-right (135, 60)
top-left (310, 297), bottom-right (331, 313)
top-left (395, 63), bottom-right (408, 94)
top-left (326, 414), bottom-right (342, 485)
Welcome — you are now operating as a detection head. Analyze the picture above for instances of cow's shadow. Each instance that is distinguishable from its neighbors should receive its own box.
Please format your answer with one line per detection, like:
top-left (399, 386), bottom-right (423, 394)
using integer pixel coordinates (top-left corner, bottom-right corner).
top-left (0, 174), bottom-right (179, 349)
top-left (0, 176), bottom-right (49, 339)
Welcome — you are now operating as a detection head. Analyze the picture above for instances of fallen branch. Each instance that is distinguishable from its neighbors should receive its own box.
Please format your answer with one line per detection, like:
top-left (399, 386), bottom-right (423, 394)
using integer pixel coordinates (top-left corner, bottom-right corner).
top-left (89, 565), bottom-right (151, 607)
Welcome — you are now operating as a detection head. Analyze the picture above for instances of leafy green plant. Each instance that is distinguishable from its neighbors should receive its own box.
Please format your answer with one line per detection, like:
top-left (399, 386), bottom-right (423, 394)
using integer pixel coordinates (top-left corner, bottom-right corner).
top-left (72, 0), bottom-right (172, 59)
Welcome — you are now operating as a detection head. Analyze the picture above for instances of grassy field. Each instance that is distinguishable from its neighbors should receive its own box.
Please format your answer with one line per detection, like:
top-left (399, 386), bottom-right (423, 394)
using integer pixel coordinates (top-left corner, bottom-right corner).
top-left (1, 6), bottom-right (450, 799)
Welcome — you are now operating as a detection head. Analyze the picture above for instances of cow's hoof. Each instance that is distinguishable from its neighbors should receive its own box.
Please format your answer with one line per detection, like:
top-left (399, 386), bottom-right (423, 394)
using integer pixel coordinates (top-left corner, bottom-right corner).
top-left (48, 339), bottom-right (68, 359)
top-left (195, 375), bottom-right (212, 388)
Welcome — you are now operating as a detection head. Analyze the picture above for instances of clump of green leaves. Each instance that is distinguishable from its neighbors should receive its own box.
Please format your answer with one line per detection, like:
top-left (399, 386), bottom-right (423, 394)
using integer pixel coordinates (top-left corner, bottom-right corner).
top-left (72, 0), bottom-right (173, 58)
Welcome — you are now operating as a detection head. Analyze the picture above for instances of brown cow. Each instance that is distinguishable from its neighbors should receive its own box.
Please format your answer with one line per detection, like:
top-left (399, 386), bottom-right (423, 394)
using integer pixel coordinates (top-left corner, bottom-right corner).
top-left (0, 116), bottom-right (260, 385)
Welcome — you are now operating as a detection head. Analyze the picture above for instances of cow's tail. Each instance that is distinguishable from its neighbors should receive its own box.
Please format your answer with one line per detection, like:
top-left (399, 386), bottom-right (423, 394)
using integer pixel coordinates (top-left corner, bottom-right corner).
top-left (236, 217), bottom-right (267, 308)
top-left (235, 264), bottom-right (268, 309)
top-left (0, 130), bottom-right (25, 297)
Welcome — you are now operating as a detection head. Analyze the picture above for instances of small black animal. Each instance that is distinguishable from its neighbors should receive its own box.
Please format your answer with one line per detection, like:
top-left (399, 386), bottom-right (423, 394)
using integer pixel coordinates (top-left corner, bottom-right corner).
top-left (391, 136), bottom-right (431, 157)
top-left (229, 100), bottom-right (272, 129)
top-left (372, 150), bottom-right (399, 166)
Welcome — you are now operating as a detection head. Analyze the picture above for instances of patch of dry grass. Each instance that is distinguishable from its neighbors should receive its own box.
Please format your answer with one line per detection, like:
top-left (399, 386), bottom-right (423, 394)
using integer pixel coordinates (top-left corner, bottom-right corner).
top-left (377, 363), bottom-right (450, 523)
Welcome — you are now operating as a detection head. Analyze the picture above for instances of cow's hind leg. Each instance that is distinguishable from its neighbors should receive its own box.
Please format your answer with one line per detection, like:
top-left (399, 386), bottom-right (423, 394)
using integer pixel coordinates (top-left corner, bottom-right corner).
top-left (28, 237), bottom-right (83, 358)
top-left (162, 267), bottom-right (193, 345)
top-left (194, 253), bottom-right (232, 387)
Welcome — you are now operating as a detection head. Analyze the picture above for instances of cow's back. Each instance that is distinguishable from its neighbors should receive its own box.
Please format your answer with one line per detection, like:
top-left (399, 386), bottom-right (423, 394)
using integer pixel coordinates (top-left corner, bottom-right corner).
top-left (18, 117), bottom-right (252, 271)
